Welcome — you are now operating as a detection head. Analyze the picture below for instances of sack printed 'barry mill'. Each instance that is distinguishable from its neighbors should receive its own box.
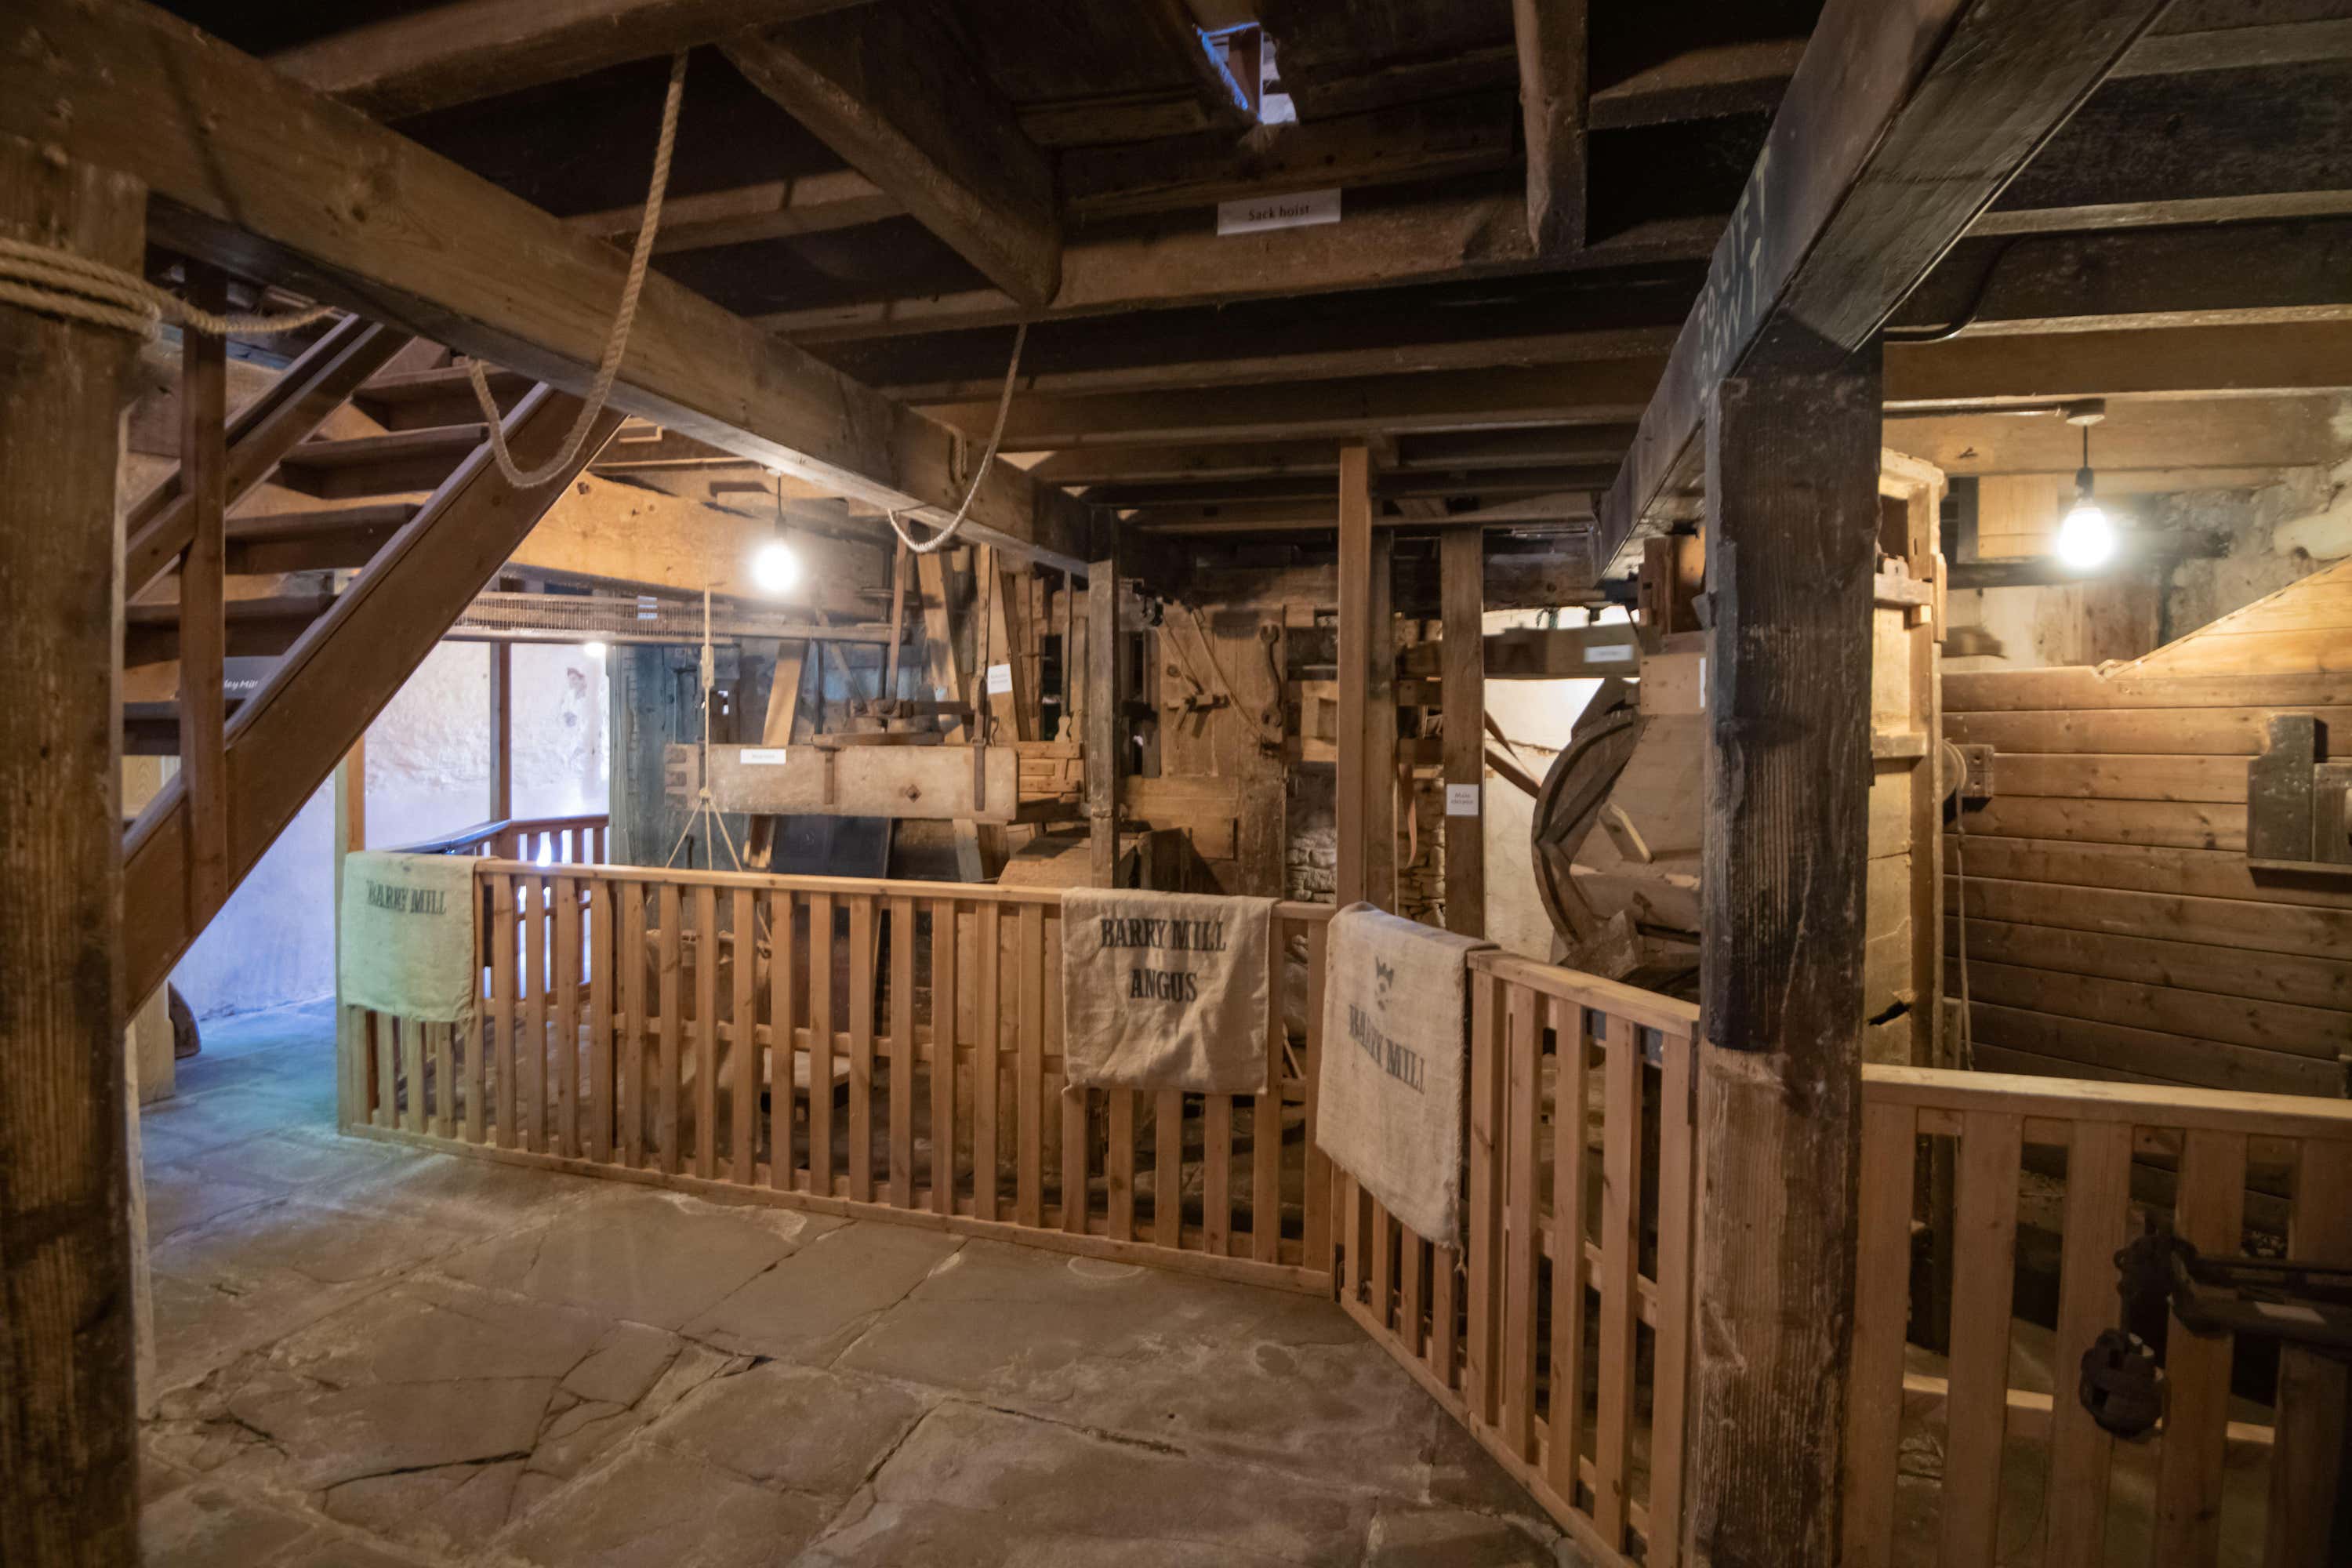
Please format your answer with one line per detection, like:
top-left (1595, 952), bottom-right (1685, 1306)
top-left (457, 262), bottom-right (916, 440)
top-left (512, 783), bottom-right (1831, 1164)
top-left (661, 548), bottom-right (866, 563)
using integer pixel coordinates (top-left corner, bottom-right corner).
top-left (1062, 887), bottom-right (1274, 1095)
top-left (1316, 902), bottom-right (1494, 1243)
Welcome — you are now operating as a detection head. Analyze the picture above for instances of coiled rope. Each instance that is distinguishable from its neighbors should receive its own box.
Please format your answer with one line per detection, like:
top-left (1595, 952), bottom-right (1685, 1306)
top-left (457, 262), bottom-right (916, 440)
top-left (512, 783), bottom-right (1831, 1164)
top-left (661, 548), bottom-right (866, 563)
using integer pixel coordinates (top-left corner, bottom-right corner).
top-left (884, 320), bottom-right (1029, 555)
top-left (0, 234), bottom-right (339, 340)
top-left (466, 50), bottom-right (688, 488)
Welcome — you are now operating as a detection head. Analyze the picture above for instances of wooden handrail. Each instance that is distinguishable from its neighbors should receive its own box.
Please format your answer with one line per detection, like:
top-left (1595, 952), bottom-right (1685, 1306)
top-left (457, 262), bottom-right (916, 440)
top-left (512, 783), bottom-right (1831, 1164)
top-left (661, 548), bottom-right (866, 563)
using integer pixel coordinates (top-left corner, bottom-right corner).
top-left (468, 856), bottom-right (1338, 921)
top-left (1863, 1064), bottom-right (2352, 1142)
top-left (392, 813), bottom-right (608, 856)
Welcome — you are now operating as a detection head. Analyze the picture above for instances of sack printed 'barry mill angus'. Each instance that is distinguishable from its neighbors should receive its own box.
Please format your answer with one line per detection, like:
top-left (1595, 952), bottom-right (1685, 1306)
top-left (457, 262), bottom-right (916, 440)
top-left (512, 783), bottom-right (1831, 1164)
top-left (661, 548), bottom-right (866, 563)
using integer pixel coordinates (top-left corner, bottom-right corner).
top-left (1315, 902), bottom-right (1494, 1243)
top-left (1061, 887), bottom-right (1274, 1095)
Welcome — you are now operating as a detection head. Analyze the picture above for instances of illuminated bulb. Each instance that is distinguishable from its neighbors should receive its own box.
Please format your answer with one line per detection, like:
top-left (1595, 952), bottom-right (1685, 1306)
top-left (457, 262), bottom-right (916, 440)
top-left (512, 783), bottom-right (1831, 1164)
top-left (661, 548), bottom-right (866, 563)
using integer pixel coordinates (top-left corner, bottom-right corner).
top-left (583, 640), bottom-right (608, 659)
top-left (2054, 499), bottom-right (2116, 571)
top-left (751, 539), bottom-right (800, 594)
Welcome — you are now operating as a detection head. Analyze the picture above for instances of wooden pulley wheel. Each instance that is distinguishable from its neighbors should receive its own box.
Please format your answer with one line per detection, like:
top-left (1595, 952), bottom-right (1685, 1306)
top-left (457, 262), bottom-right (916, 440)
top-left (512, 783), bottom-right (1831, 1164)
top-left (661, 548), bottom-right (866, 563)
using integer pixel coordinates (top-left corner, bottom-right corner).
top-left (1527, 687), bottom-right (1645, 952)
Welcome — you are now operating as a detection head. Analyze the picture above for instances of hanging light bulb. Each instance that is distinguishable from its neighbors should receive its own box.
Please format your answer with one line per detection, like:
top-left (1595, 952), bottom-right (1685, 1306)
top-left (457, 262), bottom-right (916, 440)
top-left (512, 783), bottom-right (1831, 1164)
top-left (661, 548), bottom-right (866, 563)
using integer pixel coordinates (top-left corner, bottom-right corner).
top-left (2053, 408), bottom-right (2116, 571)
top-left (751, 538), bottom-right (800, 593)
top-left (750, 470), bottom-right (800, 593)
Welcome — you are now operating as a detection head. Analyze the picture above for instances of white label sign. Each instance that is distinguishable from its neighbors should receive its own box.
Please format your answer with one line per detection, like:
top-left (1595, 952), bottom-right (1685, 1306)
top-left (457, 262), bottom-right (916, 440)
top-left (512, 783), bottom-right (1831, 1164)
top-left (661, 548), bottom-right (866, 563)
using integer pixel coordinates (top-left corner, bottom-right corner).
top-left (1587, 641), bottom-right (1636, 665)
top-left (1446, 783), bottom-right (1481, 817)
top-left (740, 747), bottom-right (789, 766)
top-left (985, 662), bottom-right (1013, 695)
top-left (1218, 187), bottom-right (1341, 236)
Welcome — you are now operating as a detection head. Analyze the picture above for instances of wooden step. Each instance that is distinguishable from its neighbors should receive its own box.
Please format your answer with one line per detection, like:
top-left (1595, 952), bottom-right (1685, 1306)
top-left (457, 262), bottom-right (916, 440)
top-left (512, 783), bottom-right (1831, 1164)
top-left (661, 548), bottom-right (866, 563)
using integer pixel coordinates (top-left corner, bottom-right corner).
top-left (125, 592), bottom-right (336, 667)
top-left (352, 364), bottom-right (530, 430)
top-left (122, 698), bottom-right (247, 756)
top-left (274, 424), bottom-right (485, 499)
top-left (224, 503), bottom-right (418, 575)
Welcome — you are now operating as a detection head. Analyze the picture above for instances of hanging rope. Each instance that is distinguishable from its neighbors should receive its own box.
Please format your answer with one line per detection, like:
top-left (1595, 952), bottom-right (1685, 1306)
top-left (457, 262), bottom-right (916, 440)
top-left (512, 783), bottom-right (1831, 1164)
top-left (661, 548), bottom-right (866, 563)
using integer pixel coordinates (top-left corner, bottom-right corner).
top-left (885, 321), bottom-right (1029, 556)
top-left (0, 234), bottom-right (339, 339)
top-left (469, 50), bottom-right (688, 489)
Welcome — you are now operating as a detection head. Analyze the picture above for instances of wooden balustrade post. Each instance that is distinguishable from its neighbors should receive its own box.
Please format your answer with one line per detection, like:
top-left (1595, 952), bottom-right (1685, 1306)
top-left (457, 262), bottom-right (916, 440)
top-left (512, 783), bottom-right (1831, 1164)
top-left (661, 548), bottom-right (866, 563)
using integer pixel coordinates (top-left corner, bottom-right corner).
top-left (0, 132), bottom-right (145, 1568)
top-left (178, 260), bottom-right (230, 922)
top-left (1439, 528), bottom-right (1485, 936)
top-left (1084, 551), bottom-right (1122, 887)
top-left (1689, 342), bottom-right (1882, 1567)
top-left (333, 738), bottom-right (367, 1128)
top-left (488, 641), bottom-right (513, 824)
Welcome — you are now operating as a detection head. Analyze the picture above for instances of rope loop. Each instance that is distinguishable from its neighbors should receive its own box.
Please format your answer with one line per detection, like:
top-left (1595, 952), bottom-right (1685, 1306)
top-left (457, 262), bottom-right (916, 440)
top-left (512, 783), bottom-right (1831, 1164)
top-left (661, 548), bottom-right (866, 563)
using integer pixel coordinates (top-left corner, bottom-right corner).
top-left (468, 49), bottom-right (689, 489)
top-left (886, 320), bottom-right (1029, 556)
top-left (0, 234), bottom-right (339, 339)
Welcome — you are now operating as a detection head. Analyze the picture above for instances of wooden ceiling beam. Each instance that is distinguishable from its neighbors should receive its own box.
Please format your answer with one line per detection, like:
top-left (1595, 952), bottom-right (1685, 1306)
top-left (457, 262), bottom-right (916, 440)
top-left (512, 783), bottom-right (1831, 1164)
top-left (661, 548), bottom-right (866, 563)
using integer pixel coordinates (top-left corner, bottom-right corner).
top-left (1026, 425), bottom-right (1646, 488)
top-left (1882, 319), bottom-right (2352, 411)
top-left (271, 0), bottom-right (870, 121)
top-left (1596, 0), bottom-right (2174, 573)
top-left (1086, 463), bottom-right (1620, 510)
top-left (865, 322), bottom-right (1682, 403)
top-left (1512, 0), bottom-right (1588, 253)
top-left (1886, 394), bottom-right (2343, 479)
top-left (2, 0), bottom-right (1091, 572)
top-left (567, 170), bottom-right (902, 256)
top-left (760, 194), bottom-right (1720, 342)
top-left (937, 315), bottom-right (2346, 456)
top-left (935, 362), bottom-right (1666, 449)
top-left (1062, 92), bottom-right (1518, 223)
top-left (724, 6), bottom-right (1061, 307)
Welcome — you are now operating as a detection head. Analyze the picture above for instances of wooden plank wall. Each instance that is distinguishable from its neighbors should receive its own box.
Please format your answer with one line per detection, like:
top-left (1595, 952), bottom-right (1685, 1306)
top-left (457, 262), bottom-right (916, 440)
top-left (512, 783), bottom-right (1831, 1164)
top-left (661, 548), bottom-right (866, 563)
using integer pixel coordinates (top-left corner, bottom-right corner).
top-left (1944, 660), bottom-right (2352, 1098)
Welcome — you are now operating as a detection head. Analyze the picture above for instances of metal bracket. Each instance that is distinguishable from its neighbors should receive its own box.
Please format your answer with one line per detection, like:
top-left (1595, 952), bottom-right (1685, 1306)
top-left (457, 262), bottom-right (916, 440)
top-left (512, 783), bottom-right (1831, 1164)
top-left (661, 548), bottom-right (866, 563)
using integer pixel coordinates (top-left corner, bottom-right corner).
top-left (1953, 742), bottom-right (1995, 803)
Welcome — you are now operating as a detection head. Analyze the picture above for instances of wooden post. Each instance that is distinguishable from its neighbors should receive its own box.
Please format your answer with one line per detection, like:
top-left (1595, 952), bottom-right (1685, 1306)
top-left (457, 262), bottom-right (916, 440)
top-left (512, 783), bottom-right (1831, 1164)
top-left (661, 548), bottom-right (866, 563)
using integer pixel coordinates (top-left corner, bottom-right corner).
top-left (1440, 528), bottom-right (1486, 937)
top-left (1690, 345), bottom-right (1882, 1567)
top-left (1510, 0), bottom-right (1588, 253)
top-left (1364, 529), bottom-right (1397, 911)
top-left (0, 132), bottom-right (144, 1567)
top-left (916, 549), bottom-right (987, 880)
top-left (178, 262), bottom-right (229, 920)
top-left (488, 641), bottom-right (513, 822)
top-left (1336, 445), bottom-right (1372, 908)
top-left (1085, 555), bottom-right (1121, 887)
top-left (333, 738), bottom-right (367, 1129)
top-left (1337, 444), bottom-right (1397, 912)
top-left (745, 639), bottom-right (806, 869)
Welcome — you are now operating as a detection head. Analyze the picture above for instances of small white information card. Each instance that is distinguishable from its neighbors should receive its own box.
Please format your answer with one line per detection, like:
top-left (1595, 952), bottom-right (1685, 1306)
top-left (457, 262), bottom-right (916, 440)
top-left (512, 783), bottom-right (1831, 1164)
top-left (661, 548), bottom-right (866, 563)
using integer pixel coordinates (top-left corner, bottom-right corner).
top-left (985, 662), bottom-right (1014, 695)
top-left (1446, 783), bottom-right (1481, 817)
top-left (741, 748), bottom-right (789, 766)
top-left (1218, 188), bottom-right (1341, 235)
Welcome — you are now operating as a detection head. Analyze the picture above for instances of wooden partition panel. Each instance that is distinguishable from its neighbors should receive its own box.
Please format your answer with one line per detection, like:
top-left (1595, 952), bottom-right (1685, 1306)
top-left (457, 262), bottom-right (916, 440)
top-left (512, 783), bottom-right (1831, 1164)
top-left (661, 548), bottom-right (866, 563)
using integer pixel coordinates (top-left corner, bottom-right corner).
top-left (1844, 1068), bottom-right (2352, 1568)
top-left (1336, 952), bottom-right (1702, 1568)
top-left (350, 862), bottom-right (1337, 1294)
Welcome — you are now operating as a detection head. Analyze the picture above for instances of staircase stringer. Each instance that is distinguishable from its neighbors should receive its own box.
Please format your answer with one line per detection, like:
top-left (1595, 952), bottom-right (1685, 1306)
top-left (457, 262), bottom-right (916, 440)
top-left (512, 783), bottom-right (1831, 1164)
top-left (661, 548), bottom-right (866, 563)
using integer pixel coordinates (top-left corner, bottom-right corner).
top-left (125, 316), bottom-right (415, 597)
top-left (124, 384), bottom-right (622, 1001)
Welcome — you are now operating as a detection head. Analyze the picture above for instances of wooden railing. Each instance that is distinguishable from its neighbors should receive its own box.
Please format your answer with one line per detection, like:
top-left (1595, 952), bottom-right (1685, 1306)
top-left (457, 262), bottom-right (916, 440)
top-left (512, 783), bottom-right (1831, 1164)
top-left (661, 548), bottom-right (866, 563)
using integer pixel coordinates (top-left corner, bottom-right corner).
top-left (346, 861), bottom-right (1334, 1291)
top-left (1336, 952), bottom-right (1702, 1568)
top-left (337, 863), bottom-right (2352, 1563)
top-left (390, 813), bottom-right (608, 864)
top-left (1846, 1068), bottom-right (2352, 1568)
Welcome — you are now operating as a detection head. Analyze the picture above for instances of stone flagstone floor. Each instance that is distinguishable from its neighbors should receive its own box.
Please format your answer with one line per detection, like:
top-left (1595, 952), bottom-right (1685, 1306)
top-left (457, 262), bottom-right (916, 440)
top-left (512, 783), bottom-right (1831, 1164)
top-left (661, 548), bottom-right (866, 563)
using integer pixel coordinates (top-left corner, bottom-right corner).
top-left (137, 999), bottom-right (1574, 1566)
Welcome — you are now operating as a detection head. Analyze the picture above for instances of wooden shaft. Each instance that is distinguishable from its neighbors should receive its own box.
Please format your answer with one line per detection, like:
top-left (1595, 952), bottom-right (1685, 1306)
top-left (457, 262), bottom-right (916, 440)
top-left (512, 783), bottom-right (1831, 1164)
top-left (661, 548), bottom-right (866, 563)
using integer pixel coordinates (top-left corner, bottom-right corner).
top-left (333, 737), bottom-right (366, 1130)
top-left (488, 641), bottom-right (513, 822)
top-left (178, 263), bottom-right (230, 919)
top-left (0, 131), bottom-right (145, 1568)
top-left (1689, 343), bottom-right (1882, 1567)
top-left (1085, 553), bottom-right (1121, 887)
top-left (1441, 528), bottom-right (1486, 936)
top-left (1335, 444), bottom-right (1372, 907)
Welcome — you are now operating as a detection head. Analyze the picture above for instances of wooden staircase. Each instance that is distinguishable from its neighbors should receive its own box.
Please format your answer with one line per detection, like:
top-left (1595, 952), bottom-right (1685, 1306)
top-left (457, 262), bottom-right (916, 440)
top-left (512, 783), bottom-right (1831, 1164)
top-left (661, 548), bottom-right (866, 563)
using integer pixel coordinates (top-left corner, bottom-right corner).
top-left (122, 310), bottom-right (623, 1004)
